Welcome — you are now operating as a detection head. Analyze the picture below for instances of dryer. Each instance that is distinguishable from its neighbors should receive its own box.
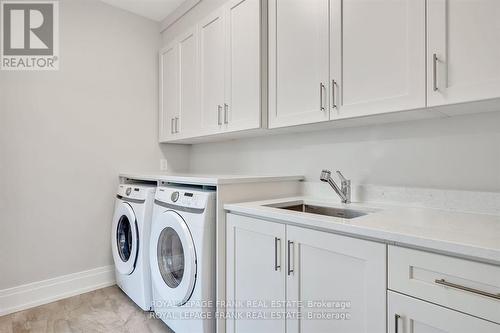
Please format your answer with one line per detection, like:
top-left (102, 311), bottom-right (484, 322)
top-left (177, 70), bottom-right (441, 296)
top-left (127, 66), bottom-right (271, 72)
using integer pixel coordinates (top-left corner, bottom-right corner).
top-left (111, 184), bottom-right (156, 311)
top-left (150, 186), bottom-right (216, 333)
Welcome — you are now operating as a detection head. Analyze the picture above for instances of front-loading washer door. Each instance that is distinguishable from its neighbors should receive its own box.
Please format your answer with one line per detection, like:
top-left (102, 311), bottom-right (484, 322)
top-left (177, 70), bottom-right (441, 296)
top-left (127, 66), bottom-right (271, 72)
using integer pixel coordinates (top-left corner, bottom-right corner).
top-left (150, 210), bottom-right (196, 306)
top-left (112, 202), bottom-right (138, 275)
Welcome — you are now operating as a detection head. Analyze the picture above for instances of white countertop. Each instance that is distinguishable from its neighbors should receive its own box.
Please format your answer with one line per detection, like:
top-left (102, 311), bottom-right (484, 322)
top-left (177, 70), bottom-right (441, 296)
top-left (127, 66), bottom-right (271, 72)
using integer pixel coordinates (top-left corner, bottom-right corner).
top-left (225, 197), bottom-right (500, 265)
top-left (119, 172), bottom-right (304, 186)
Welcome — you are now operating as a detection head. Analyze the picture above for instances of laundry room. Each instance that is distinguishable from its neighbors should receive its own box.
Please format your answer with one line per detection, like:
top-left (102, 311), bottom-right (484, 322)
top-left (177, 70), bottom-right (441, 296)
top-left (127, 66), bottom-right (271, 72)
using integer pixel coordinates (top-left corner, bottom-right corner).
top-left (0, 0), bottom-right (499, 332)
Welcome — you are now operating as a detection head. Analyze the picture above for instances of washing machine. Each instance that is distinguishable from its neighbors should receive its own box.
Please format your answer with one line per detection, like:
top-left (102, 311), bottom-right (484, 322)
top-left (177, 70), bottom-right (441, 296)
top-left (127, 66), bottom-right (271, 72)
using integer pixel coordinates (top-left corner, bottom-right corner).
top-left (150, 186), bottom-right (216, 333)
top-left (111, 183), bottom-right (156, 311)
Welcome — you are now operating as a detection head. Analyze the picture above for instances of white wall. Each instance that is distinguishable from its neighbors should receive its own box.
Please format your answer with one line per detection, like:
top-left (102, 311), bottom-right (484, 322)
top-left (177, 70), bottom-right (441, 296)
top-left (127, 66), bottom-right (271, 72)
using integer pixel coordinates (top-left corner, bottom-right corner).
top-left (0, 0), bottom-right (189, 290)
top-left (188, 112), bottom-right (500, 192)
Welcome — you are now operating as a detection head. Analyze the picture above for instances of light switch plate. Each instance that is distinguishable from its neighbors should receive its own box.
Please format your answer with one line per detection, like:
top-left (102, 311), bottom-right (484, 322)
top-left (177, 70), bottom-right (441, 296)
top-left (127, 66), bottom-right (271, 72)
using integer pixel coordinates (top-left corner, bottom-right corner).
top-left (160, 159), bottom-right (168, 171)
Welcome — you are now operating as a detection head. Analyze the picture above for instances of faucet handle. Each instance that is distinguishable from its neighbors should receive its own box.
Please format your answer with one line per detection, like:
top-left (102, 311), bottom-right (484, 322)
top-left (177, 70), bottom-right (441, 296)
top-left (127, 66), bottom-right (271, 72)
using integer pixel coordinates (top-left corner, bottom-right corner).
top-left (336, 170), bottom-right (349, 183)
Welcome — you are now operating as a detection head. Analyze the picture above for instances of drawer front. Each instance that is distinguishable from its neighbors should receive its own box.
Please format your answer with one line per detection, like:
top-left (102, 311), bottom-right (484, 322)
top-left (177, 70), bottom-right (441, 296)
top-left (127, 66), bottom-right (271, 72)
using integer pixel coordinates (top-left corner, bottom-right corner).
top-left (388, 291), bottom-right (500, 333)
top-left (388, 246), bottom-right (500, 324)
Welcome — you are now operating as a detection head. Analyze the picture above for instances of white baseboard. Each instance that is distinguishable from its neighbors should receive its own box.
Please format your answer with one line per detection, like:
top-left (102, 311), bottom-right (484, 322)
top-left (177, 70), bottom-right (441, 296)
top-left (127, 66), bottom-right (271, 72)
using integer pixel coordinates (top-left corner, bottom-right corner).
top-left (0, 265), bottom-right (115, 316)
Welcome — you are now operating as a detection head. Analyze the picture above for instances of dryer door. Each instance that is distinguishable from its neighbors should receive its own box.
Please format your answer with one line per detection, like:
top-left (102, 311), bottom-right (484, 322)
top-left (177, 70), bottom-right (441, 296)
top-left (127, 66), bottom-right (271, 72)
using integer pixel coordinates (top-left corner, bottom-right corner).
top-left (111, 201), bottom-right (139, 275)
top-left (150, 210), bottom-right (196, 306)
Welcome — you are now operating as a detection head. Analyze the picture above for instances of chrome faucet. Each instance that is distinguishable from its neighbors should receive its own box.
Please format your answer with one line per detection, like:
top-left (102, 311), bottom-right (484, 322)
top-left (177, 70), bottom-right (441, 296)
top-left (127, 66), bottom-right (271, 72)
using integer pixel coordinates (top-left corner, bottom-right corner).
top-left (320, 170), bottom-right (351, 204)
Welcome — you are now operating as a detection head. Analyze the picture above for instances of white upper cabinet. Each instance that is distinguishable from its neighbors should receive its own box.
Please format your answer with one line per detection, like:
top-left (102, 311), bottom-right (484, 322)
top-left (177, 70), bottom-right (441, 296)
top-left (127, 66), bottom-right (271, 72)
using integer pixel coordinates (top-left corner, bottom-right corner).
top-left (159, 30), bottom-right (199, 141)
top-left (268, 0), bottom-right (330, 128)
top-left (160, 0), bottom-right (500, 143)
top-left (200, 9), bottom-right (226, 133)
top-left (159, 0), bottom-right (265, 143)
top-left (330, 0), bottom-right (426, 119)
top-left (427, 0), bottom-right (500, 106)
top-left (269, 0), bottom-right (426, 128)
top-left (178, 28), bottom-right (200, 137)
top-left (225, 0), bottom-right (263, 132)
top-left (159, 42), bottom-right (179, 141)
top-left (286, 226), bottom-right (386, 333)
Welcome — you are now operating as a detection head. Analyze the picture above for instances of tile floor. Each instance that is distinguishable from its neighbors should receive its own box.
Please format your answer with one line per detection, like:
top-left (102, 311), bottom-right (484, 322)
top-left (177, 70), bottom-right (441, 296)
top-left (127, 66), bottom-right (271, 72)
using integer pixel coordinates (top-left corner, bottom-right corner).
top-left (0, 286), bottom-right (173, 333)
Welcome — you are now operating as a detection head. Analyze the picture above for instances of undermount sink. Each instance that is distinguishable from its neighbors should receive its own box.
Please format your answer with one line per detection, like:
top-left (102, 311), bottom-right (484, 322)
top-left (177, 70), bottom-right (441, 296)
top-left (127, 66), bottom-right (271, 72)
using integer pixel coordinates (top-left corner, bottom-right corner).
top-left (266, 203), bottom-right (370, 219)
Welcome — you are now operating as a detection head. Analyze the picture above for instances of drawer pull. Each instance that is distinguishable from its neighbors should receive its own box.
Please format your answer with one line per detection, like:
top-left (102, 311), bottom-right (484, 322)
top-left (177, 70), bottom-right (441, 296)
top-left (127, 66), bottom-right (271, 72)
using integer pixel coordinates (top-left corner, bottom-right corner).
top-left (274, 237), bottom-right (281, 271)
top-left (319, 83), bottom-right (325, 111)
top-left (224, 103), bottom-right (229, 124)
top-left (432, 53), bottom-right (439, 91)
top-left (217, 105), bottom-right (223, 125)
top-left (434, 279), bottom-right (500, 300)
top-left (287, 241), bottom-right (294, 276)
top-left (331, 80), bottom-right (337, 109)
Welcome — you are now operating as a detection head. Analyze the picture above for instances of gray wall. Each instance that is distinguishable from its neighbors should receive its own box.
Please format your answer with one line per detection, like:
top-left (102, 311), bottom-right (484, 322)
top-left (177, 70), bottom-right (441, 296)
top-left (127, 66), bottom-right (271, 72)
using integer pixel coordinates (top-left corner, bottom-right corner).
top-left (0, 0), bottom-right (188, 290)
top-left (188, 112), bottom-right (500, 192)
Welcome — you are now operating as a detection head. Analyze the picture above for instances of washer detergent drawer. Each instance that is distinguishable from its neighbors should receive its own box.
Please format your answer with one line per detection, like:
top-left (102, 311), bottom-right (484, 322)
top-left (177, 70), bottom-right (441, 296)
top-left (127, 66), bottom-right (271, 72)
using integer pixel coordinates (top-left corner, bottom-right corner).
top-left (388, 246), bottom-right (500, 324)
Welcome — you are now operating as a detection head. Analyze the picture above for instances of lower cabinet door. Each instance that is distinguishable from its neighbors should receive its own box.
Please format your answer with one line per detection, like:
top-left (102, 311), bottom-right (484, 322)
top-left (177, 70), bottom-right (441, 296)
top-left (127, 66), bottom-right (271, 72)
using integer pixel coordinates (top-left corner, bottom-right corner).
top-left (286, 226), bottom-right (386, 333)
top-left (388, 291), bottom-right (500, 333)
top-left (226, 214), bottom-right (286, 333)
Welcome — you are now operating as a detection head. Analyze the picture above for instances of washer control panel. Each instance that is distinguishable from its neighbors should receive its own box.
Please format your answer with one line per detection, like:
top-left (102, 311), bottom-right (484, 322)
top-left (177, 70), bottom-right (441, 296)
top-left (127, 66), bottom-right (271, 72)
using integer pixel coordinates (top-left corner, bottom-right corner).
top-left (156, 187), bottom-right (214, 210)
top-left (117, 184), bottom-right (155, 200)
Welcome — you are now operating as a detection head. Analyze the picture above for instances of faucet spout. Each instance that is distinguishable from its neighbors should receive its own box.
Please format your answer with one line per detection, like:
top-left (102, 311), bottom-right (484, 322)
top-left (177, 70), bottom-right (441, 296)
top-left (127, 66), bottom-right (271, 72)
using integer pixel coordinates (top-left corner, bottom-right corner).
top-left (320, 169), bottom-right (351, 204)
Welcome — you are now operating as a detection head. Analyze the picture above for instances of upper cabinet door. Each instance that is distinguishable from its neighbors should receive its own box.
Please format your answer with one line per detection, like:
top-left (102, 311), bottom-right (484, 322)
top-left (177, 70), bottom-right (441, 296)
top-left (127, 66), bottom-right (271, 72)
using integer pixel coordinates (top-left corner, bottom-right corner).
top-left (427, 0), bottom-right (500, 106)
top-left (269, 0), bottom-right (330, 128)
top-left (224, 0), bottom-right (263, 132)
top-left (330, 0), bottom-right (426, 119)
top-left (286, 226), bottom-right (386, 333)
top-left (199, 9), bottom-right (226, 133)
top-left (178, 28), bottom-right (200, 137)
top-left (159, 43), bottom-right (179, 142)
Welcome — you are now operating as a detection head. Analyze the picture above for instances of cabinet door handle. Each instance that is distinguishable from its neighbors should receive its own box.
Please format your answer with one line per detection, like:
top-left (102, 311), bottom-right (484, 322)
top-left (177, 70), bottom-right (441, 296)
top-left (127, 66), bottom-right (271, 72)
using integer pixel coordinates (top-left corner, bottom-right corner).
top-left (224, 103), bottom-right (229, 124)
top-left (331, 80), bottom-right (337, 109)
top-left (274, 237), bottom-right (281, 271)
top-left (217, 105), bottom-right (222, 125)
top-left (287, 240), bottom-right (294, 276)
top-left (432, 53), bottom-right (439, 91)
top-left (171, 118), bottom-right (175, 134)
top-left (175, 117), bottom-right (179, 133)
top-left (394, 314), bottom-right (401, 333)
top-left (434, 279), bottom-right (500, 300)
top-left (320, 83), bottom-right (325, 111)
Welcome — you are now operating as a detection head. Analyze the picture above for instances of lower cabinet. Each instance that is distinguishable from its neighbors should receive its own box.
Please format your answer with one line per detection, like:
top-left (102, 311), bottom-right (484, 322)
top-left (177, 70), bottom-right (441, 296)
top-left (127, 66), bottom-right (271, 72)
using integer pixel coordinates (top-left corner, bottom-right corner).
top-left (388, 291), bottom-right (500, 333)
top-left (226, 214), bottom-right (286, 333)
top-left (388, 245), bottom-right (500, 323)
top-left (286, 225), bottom-right (386, 333)
top-left (226, 213), bottom-right (386, 333)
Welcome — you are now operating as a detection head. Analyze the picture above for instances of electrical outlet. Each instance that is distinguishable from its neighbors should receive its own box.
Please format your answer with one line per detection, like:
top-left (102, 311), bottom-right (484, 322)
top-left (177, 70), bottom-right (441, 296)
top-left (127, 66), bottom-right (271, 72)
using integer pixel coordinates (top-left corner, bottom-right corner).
top-left (160, 159), bottom-right (168, 171)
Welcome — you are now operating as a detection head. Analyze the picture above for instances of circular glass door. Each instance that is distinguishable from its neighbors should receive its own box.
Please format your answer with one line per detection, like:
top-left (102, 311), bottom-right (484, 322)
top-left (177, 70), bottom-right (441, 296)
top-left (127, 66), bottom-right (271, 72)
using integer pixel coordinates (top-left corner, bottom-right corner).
top-left (158, 227), bottom-right (185, 288)
top-left (150, 211), bottom-right (196, 306)
top-left (112, 202), bottom-right (138, 275)
top-left (117, 215), bottom-right (134, 261)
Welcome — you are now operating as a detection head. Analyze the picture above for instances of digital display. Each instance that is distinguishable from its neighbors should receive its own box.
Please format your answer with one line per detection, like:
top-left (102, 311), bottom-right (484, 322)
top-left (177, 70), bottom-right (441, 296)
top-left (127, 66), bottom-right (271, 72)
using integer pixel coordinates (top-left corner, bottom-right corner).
top-left (184, 193), bottom-right (193, 197)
